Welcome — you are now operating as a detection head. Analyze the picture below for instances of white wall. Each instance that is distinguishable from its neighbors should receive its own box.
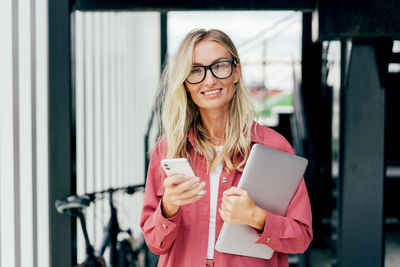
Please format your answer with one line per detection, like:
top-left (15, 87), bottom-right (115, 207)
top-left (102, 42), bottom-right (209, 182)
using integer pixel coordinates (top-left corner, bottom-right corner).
top-left (74, 11), bottom-right (160, 263)
top-left (0, 1), bottom-right (49, 267)
top-left (0, 3), bottom-right (160, 266)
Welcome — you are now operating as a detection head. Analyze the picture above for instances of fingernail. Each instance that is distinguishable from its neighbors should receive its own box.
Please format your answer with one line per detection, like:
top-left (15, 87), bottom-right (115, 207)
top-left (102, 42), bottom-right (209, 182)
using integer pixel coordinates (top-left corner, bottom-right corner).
top-left (197, 189), bottom-right (206, 195)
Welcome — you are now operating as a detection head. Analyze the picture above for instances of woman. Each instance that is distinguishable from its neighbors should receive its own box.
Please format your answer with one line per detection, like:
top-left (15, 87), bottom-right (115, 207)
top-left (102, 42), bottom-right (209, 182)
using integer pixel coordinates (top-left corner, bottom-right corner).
top-left (140, 29), bottom-right (312, 267)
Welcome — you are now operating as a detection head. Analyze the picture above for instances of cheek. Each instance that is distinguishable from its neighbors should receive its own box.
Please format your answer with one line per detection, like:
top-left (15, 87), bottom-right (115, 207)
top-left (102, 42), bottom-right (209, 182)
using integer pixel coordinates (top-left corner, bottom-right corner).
top-left (185, 86), bottom-right (200, 104)
top-left (186, 86), bottom-right (196, 97)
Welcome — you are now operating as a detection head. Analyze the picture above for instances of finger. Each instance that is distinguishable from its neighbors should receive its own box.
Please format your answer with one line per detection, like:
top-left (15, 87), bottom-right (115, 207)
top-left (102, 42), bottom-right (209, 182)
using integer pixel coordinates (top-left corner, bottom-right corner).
top-left (194, 181), bottom-right (207, 195)
top-left (223, 186), bottom-right (243, 197)
top-left (220, 199), bottom-right (231, 212)
top-left (220, 203), bottom-right (227, 214)
top-left (179, 188), bottom-right (206, 205)
top-left (221, 196), bottom-right (229, 207)
top-left (222, 193), bottom-right (231, 203)
top-left (164, 174), bottom-right (185, 187)
top-left (222, 193), bottom-right (240, 205)
top-left (176, 176), bottom-right (201, 191)
top-left (218, 206), bottom-right (228, 222)
top-left (180, 181), bottom-right (206, 199)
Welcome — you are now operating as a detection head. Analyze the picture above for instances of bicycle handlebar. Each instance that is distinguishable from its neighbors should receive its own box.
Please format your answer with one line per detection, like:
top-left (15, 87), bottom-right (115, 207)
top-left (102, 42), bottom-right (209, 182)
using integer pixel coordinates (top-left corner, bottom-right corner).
top-left (55, 183), bottom-right (145, 214)
top-left (84, 183), bottom-right (145, 200)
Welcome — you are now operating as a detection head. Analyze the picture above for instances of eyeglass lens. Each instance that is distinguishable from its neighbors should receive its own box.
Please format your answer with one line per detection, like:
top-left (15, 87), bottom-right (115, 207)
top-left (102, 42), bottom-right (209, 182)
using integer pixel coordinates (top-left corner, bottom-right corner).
top-left (187, 61), bottom-right (233, 84)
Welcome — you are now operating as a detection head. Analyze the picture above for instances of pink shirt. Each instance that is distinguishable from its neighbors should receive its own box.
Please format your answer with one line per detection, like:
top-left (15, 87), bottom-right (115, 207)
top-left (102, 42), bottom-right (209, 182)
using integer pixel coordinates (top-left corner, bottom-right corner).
top-left (140, 122), bottom-right (313, 267)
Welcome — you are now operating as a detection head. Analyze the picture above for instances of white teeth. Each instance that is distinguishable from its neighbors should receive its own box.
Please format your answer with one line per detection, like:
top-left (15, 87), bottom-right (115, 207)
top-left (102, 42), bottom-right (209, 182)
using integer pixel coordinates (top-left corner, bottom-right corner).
top-left (203, 89), bottom-right (220, 95)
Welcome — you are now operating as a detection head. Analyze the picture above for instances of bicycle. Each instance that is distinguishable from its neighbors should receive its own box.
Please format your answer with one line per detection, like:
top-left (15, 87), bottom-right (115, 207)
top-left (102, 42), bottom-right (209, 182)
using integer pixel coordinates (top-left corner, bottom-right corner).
top-left (55, 184), bottom-right (146, 267)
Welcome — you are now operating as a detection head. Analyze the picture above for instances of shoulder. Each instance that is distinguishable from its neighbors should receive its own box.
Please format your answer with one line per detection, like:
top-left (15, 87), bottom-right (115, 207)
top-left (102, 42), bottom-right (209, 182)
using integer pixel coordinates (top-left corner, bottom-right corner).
top-left (151, 136), bottom-right (168, 158)
top-left (251, 121), bottom-right (294, 154)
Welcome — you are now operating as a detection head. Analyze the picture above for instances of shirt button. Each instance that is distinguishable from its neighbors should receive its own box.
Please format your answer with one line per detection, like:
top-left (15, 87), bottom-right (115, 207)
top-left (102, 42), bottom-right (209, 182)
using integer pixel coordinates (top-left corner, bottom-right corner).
top-left (162, 223), bottom-right (168, 229)
top-left (265, 237), bottom-right (271, 243)
top-left (221, 177), bottom-right (228, 183)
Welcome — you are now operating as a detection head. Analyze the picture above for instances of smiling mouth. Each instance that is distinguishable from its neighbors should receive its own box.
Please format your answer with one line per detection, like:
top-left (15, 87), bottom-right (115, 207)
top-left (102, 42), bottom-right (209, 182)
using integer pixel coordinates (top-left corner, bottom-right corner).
top-left (202, 88), bottom-right (222, 95)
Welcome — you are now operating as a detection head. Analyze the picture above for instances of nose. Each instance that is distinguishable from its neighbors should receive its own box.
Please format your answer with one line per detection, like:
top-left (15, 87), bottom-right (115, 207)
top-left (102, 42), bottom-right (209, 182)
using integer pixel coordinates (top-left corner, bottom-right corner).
top-left (203, 68), bottom-right (217, 86)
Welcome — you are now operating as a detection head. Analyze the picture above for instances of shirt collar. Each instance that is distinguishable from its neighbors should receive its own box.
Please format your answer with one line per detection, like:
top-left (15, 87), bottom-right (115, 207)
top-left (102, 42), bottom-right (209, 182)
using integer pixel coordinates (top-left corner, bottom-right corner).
top-left (187, 121), bottom-right (264, 147)
top-left (188, 127), bottom-right (195, 147)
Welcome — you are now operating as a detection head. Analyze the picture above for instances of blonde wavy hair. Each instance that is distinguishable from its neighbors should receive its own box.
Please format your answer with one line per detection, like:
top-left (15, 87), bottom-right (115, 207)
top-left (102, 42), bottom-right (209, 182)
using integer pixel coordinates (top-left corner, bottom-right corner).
top-left (160, 29), bottom-right (255, 172)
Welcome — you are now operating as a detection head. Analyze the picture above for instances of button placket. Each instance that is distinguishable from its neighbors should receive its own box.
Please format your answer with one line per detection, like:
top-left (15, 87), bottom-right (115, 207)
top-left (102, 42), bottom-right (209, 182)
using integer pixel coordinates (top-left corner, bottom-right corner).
top-left (221, 177), bottom-right (228, 183)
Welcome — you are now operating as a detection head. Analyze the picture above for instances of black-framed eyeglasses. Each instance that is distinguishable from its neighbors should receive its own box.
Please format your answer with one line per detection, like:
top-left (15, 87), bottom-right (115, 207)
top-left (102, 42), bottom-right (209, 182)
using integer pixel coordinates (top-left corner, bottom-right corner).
top-left (186, 59), bottom-right (237, 84)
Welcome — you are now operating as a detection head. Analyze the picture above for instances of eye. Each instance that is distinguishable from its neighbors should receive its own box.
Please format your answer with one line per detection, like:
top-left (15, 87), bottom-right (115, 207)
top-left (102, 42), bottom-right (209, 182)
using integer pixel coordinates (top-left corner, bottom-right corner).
top-left (214, 62), bottom-right (228, 70)
top-left (190, 67), bottom-right (202, 75)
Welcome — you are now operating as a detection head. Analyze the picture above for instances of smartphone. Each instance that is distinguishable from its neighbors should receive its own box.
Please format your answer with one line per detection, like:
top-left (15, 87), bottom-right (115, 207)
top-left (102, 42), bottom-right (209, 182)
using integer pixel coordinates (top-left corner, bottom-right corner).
top-left (161, 158), bottom-right (205, 195)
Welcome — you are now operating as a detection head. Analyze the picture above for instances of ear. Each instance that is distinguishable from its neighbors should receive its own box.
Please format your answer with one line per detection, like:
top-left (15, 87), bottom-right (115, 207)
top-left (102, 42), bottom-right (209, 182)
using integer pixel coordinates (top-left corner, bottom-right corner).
top-left (233, 62), bottom-right (241, 84)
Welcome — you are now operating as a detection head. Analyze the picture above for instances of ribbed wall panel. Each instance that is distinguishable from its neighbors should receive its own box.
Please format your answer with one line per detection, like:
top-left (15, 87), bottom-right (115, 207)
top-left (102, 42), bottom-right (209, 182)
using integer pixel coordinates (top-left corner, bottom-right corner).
top-left (0, 1), bottom-right (49, 267)
top-left (74, 11), bottom-right (160, 263)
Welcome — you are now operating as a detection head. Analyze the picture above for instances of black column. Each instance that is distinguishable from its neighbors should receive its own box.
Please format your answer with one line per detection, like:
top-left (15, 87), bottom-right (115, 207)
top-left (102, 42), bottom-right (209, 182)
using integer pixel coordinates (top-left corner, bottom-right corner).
top-left (338, 42), bottom-right (385, 267)
top-left (160, 11), bottom-right (168, 69)
top-left (48, 0), bottom-right (73, 266)
top-left (301, 12), bottom-right (331, 247)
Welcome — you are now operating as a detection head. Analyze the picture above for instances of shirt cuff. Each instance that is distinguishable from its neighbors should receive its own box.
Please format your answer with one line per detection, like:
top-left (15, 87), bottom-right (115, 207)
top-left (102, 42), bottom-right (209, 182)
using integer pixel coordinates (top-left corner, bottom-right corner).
top-left (154, 197), bottom-right (181, 237)
top-left (254, 209), bottom-right (281, 247)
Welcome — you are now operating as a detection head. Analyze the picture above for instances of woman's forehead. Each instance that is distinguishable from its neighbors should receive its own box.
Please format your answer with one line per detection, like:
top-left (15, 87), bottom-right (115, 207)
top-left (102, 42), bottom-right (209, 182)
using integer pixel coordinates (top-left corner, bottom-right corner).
top-left (192, 40), bottom-right (231, 65)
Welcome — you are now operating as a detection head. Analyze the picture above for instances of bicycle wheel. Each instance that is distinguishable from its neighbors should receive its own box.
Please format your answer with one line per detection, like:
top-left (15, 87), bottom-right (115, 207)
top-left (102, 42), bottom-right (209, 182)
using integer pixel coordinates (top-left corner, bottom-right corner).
top-left (118, 239), bottom-right (140, 267)
top-left (75, 255), bottom-right (106, 267)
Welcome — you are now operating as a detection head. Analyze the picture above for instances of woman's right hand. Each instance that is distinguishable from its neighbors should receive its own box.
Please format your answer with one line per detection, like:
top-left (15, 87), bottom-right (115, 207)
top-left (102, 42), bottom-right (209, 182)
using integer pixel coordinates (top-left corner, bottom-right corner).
top-left (161, 174), bottom-right (206, 218)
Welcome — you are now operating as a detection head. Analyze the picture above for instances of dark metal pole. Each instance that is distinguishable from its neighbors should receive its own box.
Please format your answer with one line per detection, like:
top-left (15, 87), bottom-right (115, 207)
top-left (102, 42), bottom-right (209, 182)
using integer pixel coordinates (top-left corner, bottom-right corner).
top-left (160, 11), bottom-right (168, 70)
top-left (338, 41), bottom-right (385, 267)
top-left (48, 0), bottom-right (73, 266)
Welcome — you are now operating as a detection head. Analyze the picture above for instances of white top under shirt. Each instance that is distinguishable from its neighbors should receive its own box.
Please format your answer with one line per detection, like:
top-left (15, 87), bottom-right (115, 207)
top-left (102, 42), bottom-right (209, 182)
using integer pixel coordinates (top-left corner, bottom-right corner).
top-left (207, 146), bottom-right (223, 259)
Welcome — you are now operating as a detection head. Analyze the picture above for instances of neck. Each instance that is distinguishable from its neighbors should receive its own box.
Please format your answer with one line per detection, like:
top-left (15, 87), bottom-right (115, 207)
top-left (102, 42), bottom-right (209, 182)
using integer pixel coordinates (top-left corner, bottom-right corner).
top-left (199, 108), bottom-right (228, 146)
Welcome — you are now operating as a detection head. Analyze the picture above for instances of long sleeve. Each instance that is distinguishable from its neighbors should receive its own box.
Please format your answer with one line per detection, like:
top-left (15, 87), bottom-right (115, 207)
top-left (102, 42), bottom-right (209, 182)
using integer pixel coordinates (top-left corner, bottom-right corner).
top-left (254, 178), bottom-right (313, 253)
top-left (139, 140), bottom-right (183, 255)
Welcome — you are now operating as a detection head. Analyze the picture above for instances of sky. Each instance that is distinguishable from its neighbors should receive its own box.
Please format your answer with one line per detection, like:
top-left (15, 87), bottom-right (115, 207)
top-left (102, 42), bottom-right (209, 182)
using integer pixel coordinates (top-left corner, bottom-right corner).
top-left (167, 11), bottom-right (302, 91)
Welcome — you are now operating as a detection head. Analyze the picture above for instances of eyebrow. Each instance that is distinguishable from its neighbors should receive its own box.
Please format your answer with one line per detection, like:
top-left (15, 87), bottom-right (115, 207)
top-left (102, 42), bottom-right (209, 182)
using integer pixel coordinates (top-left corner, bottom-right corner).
top-left (192, 57), bottom-right (230, 66)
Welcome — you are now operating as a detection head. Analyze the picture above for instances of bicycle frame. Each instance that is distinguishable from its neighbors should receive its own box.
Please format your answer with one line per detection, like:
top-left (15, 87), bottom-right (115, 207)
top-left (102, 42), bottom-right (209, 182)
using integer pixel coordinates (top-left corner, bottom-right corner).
top-left (98, 189), bottom-right (120, 267)
top-left (55, 184), bottom-right (145, 267)
top-left (73, 209), bottom-right (105, 267)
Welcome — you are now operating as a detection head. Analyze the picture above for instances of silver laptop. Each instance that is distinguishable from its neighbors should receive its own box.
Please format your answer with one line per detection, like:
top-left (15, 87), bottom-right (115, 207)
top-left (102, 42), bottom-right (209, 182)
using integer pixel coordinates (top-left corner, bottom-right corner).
top-left (215, 144), bottom-right (308, 259)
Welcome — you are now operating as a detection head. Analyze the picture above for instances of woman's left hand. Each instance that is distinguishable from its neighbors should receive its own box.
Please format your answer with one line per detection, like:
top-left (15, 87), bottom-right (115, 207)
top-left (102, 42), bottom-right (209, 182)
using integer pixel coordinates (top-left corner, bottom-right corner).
top-left (219, 187), bottom-right (266, 232)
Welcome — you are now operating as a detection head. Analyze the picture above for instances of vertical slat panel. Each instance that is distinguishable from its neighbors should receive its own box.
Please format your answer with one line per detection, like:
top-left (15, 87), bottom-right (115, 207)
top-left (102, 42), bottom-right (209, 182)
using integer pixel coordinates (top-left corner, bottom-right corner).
top-left (35, 0), bottom-right (49, 266)
top-left (75, 10), bottom-right (86, 263)
top-left (30, 0), bottom-right (38, 266)
top-left (12, 1), bottom-right (22, 266)
top-left (116, 14), bottom-right (122, 189)
top-left (18, 0), bottom-right (34, 266)
top-left (1, 0), bottom-right (49, 266)
top-left (110, 13), bottom-right (117, 188)
top-left (102, 12), bottom-right (111, 226)
top-left (74, 11), bottom-right (161, 260)
top-left (0, 0), bottom-right (16, 266)
top-left (93, 12), bottom-right (104, 247)
top-left (120, 13), bottom-right (126, 188)
top-left (84, 12), bottom-right (96, 246)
